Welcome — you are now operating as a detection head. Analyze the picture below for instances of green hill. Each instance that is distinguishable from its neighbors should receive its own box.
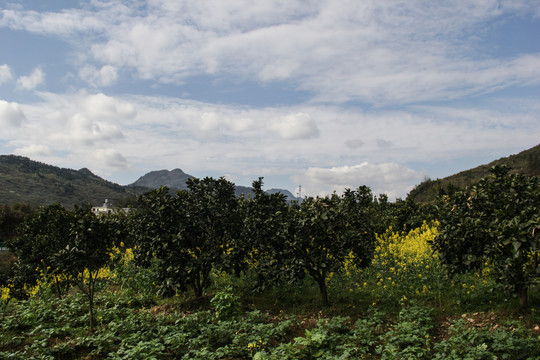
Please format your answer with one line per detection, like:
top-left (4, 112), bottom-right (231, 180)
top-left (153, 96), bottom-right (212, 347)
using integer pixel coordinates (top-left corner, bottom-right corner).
top-left (3, 145), bottom-right (538, 207)
top-left (0, 155), bottom-right (142, 208)
top-left (408, 143), bottom-right (540, 202)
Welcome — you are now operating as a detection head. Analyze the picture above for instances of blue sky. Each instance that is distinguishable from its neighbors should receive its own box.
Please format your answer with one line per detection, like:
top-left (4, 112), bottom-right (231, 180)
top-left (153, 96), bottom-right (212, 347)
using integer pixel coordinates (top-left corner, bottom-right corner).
top-left (0, 1), bottom-right (539, 200)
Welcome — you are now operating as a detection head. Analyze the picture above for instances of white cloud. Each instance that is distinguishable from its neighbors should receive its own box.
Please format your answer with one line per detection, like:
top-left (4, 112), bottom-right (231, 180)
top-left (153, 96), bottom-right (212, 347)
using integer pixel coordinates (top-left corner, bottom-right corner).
top-left (0, 64), bottom-right (13, 84)
top-left (3, 2), bottom-right (540, 105)
top-left (14, 144), bottom-right (52, 157)
top-left (0, 7), bottom-right (106, 38)
top-left (79, 65), bottom-right (118, 87)
top-left (295, 162), bottom-right (423, 200)
top-left (82, 93), bottom-right (136, 120)
top-left (17, 68), bottom-right (45, 90)
top-left (271, 113), bottom-right (319, 140)
top-left (3, 90), bottom-right (539, 197)
top-left (1, 1), bottom-right (540, 195)
top-left (0, 100), bottom-right (25, 127)
top-left (93, 149), bottom-right (129, 169)
top-left (59, 113), bottom-right (124, 146)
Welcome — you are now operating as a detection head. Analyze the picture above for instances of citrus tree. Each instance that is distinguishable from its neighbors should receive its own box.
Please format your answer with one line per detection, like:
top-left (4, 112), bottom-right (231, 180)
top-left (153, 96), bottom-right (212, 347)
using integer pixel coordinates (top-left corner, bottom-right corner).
top-left (182, 177), bottom-right (242, 296)
top-left (133, 177), bottom-right (242, 298)
top-left (434, 166), bottom-right (540, 308)
top-left (56, 206), bottom-right (126, 331)
top-left (7, 203), bottom-right (72, 299)
top-left (288, 188), bottom-right (376, 306)
top-left (239, 178), bottom-right (296, 290)
top-left (131, 187), bottom-right (189, 296)
top-left (9, 204), bottom-right (124, 330)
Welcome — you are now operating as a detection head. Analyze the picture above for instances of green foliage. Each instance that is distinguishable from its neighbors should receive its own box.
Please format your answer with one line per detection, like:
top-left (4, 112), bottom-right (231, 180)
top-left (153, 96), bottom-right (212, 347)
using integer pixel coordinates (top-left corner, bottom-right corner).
top-left (8, 204), bottom-right (126, 331)
top-left (210, 286), bottom-right (242, 320)
top-left (0, 203), bottom-right (33, 244)
top-left (434, 165), bottom-right (540, 308)
top-left (377, 304), bottom-right (435, 360)
top-left (239, 178), bottom-right (295, 291)
top-left (133, 177), bottom-right (242, 298)
top-left (1, 274), bottom-right (539, 359)
top-left (408, 143), bottom-right (540, 203)
top-left (433, 319), bottom-right (540, 360)
top-left (285, 188), bottom-right (377, 306)
top-left (0, 154), bottom-right (139, 208)
top-left (7, 203), bottom-right (73, 299)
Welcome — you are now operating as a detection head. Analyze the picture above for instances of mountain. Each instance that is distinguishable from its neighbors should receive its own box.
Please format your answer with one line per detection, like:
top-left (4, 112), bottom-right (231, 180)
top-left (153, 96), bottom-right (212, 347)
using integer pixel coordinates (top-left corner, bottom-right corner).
top-left (0, 155), bottom-right (141, 208)
top-left (0, 155), bottom-right (299, 207)
top-left (129, 169), bottom-right (194, 190)
top-left (130, 170), bottom-right (299, 201)
top-left (408, 143), bottom-right (540, 202)
top-left (9, 144), bottom-right (536, 208)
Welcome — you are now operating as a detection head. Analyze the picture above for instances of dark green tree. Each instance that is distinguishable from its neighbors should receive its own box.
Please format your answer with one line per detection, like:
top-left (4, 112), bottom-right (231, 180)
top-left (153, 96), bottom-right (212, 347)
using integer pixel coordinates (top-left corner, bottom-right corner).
top-left (7, 204), bottom-right (71, 299)
top-left (239, 178), bottom-right (296, 291)
top-left (183, 177), bottom-right (242, 297)
top-left (287, 188), bottom-right (376, 306)
top-left (9, 205), bottom-right (123, 330)
top-left (131, 187), bottom-right (188, 296)
top-left (0, 203), bottom-right (33, 247)
top-left (133, 177), bottom-right (242, 298)
top-left (433, 165), bottom-right (540, 309)
top-left (56, 206), bottom-right (125, 331)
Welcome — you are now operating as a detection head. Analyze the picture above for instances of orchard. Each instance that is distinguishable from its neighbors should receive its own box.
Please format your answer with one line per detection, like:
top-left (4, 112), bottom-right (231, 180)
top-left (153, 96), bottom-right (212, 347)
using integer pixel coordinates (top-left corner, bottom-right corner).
top-left (1, 168), bottom-right (539, 359)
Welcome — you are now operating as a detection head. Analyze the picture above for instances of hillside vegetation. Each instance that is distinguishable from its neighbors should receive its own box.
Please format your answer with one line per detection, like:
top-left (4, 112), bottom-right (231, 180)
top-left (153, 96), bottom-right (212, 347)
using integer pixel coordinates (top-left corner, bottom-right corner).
top-left (0, 155), bottom-right (140, 208)
top-left (408, 143), bottom-right (540, 202)
top-left (1, 144), bottom-right (539, 207)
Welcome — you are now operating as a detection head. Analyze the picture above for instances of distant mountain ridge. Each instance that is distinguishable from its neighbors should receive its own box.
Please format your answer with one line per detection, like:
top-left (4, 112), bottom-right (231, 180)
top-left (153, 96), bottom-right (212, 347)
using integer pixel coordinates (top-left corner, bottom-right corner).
top-left (0, 155), bottom-right (298, 207)
top-left (408, 143), bottom-right (540, 202)
top-left (130, 169), bottom-right (194, 190)
top-left (129, 169), bottom-right (298, 201)
top-left (3, 143), bottom-right (538, 207)
top-left (0, 155), bottom-right (139, 208)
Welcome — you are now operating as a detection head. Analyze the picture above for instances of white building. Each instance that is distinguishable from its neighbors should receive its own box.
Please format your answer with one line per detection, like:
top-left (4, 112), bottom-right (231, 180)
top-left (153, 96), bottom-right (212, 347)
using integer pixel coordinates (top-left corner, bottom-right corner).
top-left (91, 199), bottom-right (133, 215)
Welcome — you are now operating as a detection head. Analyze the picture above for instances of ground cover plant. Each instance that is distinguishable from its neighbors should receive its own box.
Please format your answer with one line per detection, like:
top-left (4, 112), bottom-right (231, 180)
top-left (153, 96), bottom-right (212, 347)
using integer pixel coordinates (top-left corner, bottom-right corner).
top-left (1, 170), bottom-right (539, 359)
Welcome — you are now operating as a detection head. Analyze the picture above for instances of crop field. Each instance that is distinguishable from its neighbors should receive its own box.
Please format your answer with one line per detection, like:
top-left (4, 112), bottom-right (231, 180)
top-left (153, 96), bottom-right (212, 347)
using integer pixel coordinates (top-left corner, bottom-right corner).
top-left (1, 168), bottom-right (539, 359)
top-left (1, 222), bottom-right (539, 359)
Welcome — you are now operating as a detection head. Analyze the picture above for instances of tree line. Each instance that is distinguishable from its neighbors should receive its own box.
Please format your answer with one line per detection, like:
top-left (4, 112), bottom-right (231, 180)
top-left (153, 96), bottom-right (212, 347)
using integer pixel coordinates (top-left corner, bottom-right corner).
top-left (3, 166), bottom-right (539, 329)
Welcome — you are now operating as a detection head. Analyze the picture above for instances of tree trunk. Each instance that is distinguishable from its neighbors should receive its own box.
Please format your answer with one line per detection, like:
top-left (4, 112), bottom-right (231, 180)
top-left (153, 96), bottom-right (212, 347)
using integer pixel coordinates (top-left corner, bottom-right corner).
top-left (316, 276), bottom-right (329, 307)
top-left (54, 274), bottom-right (62, 299)
top-left (518, 285), bottom-right (528, 309)
top-left (88, 273), bottom-right (96, 332)
top-left (192, 271), bottom-right (203, 298)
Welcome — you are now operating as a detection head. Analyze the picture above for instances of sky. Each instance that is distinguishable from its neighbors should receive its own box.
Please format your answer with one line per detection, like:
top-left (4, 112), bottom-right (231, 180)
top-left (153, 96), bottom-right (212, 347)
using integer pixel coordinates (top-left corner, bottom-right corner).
top-left (0, 0), bottom-right (539, 200)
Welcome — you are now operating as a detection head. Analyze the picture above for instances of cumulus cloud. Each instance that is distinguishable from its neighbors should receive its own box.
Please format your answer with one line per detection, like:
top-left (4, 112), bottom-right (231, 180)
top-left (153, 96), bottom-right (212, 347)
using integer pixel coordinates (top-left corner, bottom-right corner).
top-left (3, 2), bottom-right (540, 105)
top-left (1, 1), bottom-right (540, 196)
top-left (82, 93), bottom-right (136, 120)
top-left (93, 149), bottom-right (129, 168)
top-left (61, 113), bottom-right (124, 145)
top-left (0, 100), bottom-right (25, 127)
top-left (0, 64), bottom-right (13, 84)
top-left (271, 113), bottom-right (319, 140)
top-left (79, 65), bottom-right (118, 87)
top-left (295, 162), bottom-right (423, 200)
top-left (17, 68), bottom-right (45, 90)
top-left (0, 7), bottom-right (105, 38)
top-left (14, 144), bottom-right (52, 157)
